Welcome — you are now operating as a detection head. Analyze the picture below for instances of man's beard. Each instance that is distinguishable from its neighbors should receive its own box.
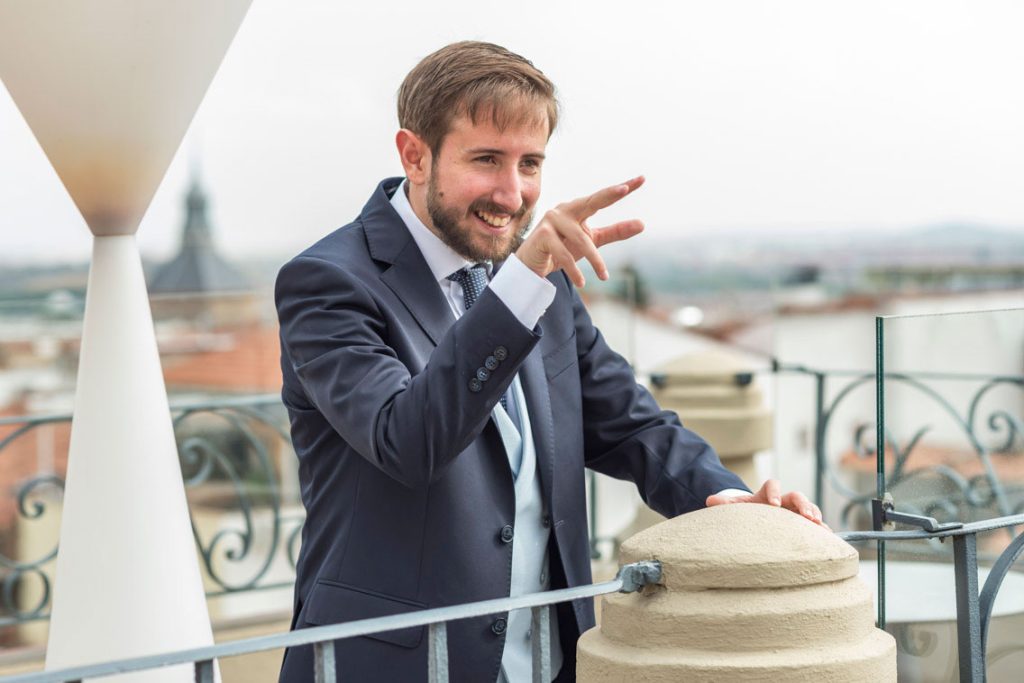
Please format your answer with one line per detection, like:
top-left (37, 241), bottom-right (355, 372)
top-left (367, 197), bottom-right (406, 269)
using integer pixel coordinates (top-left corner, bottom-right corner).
top-left (427, 177), bottom-right (531, 263)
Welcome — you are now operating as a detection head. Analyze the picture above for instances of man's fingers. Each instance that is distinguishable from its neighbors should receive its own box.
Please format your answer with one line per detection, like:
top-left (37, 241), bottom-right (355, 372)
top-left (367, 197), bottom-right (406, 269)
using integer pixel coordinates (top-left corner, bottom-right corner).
top-left (591, 219), bottom-right (645, 249)
top-left (706, 492), bottom-right (753, 507)
top-left (547, 210), bottom-right (608, 280)
top-left (759, 479), bottom-right (782, 506)
top-left (783, 492), bottom-right (823, 522)
top-left (516, 176), bottom-right (645, 282)
top-left (569, 175), bottom-right (646, 220)
top-left (547, 239), bottom-right (586, 287)
top-left (713, 481), bottom-right (830, 528)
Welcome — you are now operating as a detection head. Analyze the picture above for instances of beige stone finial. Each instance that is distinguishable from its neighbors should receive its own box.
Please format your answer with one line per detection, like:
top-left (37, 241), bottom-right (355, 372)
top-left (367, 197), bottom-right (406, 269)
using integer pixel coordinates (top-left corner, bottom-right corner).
top-left (578, 504), bottom-right (896, 681)
top-left (650, 350), bottom-right (771, 488)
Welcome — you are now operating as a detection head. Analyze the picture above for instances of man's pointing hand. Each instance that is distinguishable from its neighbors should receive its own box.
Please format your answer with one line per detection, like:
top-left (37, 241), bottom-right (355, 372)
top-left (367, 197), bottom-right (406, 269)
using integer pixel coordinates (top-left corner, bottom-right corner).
top-left (516, 176), bottom-right (646, 287)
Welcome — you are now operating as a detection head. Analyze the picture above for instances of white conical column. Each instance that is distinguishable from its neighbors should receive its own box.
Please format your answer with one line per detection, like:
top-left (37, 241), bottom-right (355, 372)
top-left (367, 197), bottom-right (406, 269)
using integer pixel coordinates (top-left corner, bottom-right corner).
top-left (0, 1), bottom-right (250, 679)
top-left (50, 236), bottom-right (215, 680)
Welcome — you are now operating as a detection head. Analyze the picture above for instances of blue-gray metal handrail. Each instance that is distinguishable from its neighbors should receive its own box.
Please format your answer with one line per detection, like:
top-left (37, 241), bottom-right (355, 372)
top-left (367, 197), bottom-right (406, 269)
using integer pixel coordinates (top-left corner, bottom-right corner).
top-left (0, 561), bottom-right (662, 683)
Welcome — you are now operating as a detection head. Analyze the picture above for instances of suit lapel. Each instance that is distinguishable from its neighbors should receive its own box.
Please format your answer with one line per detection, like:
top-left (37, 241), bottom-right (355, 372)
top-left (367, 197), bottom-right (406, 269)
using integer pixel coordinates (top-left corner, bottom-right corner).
top-left (518, 332), bottom-right (555, 507)
top-left (362, 178), bottom-right (453, 347)
top-left (380, 241), bottom-right (453, 347)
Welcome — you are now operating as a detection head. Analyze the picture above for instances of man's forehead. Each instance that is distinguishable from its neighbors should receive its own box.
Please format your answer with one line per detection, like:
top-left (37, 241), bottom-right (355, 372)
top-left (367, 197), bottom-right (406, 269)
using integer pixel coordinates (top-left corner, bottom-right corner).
top-left (446, 111), bottom-right (549, 154)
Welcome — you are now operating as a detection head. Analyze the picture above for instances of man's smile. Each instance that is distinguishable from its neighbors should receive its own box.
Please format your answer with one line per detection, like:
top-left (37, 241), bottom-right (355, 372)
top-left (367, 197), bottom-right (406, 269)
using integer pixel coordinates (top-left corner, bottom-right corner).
top-left (474, 208), bottom-right (512, 228)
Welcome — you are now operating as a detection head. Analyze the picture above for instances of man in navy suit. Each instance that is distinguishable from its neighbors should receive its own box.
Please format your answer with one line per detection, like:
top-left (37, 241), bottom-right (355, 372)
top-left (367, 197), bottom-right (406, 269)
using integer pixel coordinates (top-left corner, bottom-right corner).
top-left (276, 41), bottom-right (823, 682)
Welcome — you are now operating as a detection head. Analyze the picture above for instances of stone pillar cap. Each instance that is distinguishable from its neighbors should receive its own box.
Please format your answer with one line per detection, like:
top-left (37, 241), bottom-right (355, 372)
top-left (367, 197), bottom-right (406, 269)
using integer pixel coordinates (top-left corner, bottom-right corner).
top-left (620, 504), bottom-right (856, 590)
top-left (650, 349), bottom-right (762, 387)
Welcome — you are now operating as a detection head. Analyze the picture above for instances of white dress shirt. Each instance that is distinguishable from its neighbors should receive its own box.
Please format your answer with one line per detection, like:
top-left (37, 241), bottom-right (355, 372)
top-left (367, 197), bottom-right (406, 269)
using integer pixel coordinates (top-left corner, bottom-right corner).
top-left (389, 180), bottom-right (555, 326)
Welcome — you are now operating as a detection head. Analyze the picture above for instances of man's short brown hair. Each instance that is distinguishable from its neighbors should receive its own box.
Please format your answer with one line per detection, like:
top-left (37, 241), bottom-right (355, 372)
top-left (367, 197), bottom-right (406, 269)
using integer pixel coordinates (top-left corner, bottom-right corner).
top-left (397, 41), bottom-right (559, 155)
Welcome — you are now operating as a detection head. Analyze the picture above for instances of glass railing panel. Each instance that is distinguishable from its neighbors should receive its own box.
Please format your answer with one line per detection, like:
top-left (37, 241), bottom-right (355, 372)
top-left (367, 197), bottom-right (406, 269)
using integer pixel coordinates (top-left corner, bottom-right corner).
top-left (878, 307), bottom-right (1024, 681)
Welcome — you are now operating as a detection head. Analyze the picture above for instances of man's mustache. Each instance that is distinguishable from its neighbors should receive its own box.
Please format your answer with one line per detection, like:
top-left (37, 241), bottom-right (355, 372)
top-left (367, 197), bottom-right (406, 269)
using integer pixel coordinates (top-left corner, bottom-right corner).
top-left (469, 199), bottom-right (528, 219)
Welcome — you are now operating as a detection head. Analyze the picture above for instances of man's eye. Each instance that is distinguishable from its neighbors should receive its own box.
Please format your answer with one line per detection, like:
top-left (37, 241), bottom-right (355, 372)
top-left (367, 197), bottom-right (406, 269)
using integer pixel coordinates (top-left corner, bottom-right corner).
top-left (521, 159), bottom-right (541, 173)
top-left (476, 156), bottom-right (495, 164)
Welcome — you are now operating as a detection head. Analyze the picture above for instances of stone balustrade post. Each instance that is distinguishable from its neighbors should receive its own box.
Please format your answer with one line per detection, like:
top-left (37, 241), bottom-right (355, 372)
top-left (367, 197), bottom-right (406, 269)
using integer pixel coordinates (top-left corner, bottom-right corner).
top-left (578, 504), bottom-right (896, 681)
top-left (650, 349), bottom-right (771, 488)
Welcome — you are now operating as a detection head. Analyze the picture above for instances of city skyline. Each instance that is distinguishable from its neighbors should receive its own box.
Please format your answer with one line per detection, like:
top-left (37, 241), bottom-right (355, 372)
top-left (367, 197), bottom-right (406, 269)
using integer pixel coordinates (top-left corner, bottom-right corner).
top-left (3, 0), bottom-right (1024, 264)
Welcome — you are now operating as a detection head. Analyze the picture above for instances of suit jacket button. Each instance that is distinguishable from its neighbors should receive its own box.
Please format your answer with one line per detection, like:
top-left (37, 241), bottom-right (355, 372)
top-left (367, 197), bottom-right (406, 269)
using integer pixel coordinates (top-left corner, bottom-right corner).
top-left (542, 514), bottom-right (551, 528)
top-left (494, 346), bottom-right (508, 361)
top-left (469, 378), bottom-right (483, 392)
top-left (485, 355), bottom-right (499, 371)
top-left (491, 617), bottom-right (507, 635)
top-left (476, 367), bottom-right (490, 382)
top-left (499, 524), bottom-right (514, 543)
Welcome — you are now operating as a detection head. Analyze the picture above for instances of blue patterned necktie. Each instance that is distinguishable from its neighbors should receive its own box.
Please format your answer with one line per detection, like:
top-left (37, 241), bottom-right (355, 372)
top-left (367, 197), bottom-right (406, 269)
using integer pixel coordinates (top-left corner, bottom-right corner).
top-left (448, 264), bottom-right (489, 311)
top-left (448, 265), bottom-right (512, 415)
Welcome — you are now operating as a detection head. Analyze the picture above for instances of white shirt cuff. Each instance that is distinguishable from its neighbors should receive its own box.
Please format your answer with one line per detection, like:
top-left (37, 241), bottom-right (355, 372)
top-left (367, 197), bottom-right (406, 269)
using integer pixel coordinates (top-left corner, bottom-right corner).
top-left (488, 254), bottom-right (556, 329)
top-left (715, 488), bottom-right (752, 499)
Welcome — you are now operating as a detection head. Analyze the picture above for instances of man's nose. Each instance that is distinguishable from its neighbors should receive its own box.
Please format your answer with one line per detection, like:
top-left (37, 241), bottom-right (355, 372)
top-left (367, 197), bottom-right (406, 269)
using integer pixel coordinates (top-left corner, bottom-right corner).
top-left (490, 166), bottom-right (523, 214)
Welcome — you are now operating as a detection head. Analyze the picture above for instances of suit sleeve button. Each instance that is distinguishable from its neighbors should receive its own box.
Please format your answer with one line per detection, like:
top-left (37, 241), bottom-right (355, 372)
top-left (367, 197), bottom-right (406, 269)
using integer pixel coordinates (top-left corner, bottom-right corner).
top-left (476, 367), bottom-right (490, 382)
top-left (494, 346), bottom-right (508, 361)
top-left (485, 355), bottom-right (499, 370)
top-left (491, 617), bottom-right (507, 635)
top-left (499, 524), bottom-right (514, 543)
top-left (469, 378), bottom-right (483, 392)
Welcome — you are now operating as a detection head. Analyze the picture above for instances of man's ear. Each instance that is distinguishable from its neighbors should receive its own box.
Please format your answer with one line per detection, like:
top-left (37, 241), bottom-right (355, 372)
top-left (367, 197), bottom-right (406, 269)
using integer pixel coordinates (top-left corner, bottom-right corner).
top-left (395, 129), bottom-right (431, 185)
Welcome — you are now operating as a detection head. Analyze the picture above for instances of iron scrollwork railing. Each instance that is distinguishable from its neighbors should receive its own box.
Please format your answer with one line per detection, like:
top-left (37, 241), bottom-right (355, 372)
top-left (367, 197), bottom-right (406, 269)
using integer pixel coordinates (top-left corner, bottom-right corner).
top-left (0, 410), bottom-right (68, 627)
top-left (770, 363), bottom-right (1024, 535)
top-left (3, 363), bottom-right (1023, 639)
top-left (0, 394), bottom-right (302, 631)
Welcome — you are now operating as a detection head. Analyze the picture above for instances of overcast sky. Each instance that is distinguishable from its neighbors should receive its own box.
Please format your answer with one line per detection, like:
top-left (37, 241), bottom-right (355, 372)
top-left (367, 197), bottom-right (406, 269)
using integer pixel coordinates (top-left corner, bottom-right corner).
top-left (2, 0), bottom-right (1024, 264)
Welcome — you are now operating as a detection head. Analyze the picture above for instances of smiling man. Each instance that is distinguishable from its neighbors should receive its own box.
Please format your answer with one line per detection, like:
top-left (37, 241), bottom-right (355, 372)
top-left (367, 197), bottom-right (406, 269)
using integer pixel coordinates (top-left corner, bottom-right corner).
top-left (275, 41), bottom-right (822, 683)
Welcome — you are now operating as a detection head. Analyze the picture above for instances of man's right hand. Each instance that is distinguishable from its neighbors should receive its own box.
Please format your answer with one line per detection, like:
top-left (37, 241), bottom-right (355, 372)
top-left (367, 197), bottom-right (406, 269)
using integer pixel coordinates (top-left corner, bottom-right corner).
top-left (515, 176), bottom-right (646, 287)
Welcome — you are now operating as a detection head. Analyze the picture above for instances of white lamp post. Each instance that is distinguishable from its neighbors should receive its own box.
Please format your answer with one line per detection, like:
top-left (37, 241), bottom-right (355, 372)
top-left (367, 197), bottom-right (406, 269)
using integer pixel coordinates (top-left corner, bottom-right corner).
top-left (0, 1), bottom-right (251, 679)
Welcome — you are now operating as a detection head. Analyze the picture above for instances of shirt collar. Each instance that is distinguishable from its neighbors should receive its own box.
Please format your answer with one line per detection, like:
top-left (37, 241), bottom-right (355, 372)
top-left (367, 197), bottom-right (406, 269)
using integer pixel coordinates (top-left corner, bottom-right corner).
top-left (389, 179), bottom-right (482, 282)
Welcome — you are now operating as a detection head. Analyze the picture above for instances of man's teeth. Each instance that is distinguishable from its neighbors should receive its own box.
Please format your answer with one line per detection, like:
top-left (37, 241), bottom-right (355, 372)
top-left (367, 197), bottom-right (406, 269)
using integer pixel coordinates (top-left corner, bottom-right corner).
top-left (475, 210), bottom-right (511, 228)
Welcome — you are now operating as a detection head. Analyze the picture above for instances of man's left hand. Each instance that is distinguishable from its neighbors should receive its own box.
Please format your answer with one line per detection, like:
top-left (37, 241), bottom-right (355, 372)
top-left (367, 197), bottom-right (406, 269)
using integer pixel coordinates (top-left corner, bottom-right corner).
top-left (706, 479), bottom-right (828, 528)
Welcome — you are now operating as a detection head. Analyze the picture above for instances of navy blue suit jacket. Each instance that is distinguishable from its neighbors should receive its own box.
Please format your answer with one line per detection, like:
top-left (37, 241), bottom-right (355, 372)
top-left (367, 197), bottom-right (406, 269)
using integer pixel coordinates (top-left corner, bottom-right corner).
top-left (275, 178), bottom-right (748, 682)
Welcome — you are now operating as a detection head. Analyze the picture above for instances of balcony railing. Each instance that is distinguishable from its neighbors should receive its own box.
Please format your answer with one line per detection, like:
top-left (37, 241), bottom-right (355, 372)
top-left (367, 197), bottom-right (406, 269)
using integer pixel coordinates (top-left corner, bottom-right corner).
top-left (0, 393), bottom-right (302, 630)
top-left (773, 362), bottom-right (1023, 528)
top-left (1, 362), bottom-right (1022, 681)
top-left (3, 364), bottom-right (1023, 625)
top-left (0, 561), bottom-right (663, 683)
top-left (0, 517), bottom-right (1021, 682)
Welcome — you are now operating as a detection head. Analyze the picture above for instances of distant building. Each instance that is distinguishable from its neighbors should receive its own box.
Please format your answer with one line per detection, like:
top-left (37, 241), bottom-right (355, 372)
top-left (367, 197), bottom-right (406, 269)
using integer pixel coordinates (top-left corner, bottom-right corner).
top-left (149, 174), bottom-right (257, 326)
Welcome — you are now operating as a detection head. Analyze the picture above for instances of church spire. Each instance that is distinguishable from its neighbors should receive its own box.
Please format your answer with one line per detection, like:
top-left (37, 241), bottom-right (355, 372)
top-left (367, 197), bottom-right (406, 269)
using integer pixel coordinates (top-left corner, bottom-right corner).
top-left (149, 167), bottom-right (248, 295)
top-left (181, 174), bottom-right (213, 250)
